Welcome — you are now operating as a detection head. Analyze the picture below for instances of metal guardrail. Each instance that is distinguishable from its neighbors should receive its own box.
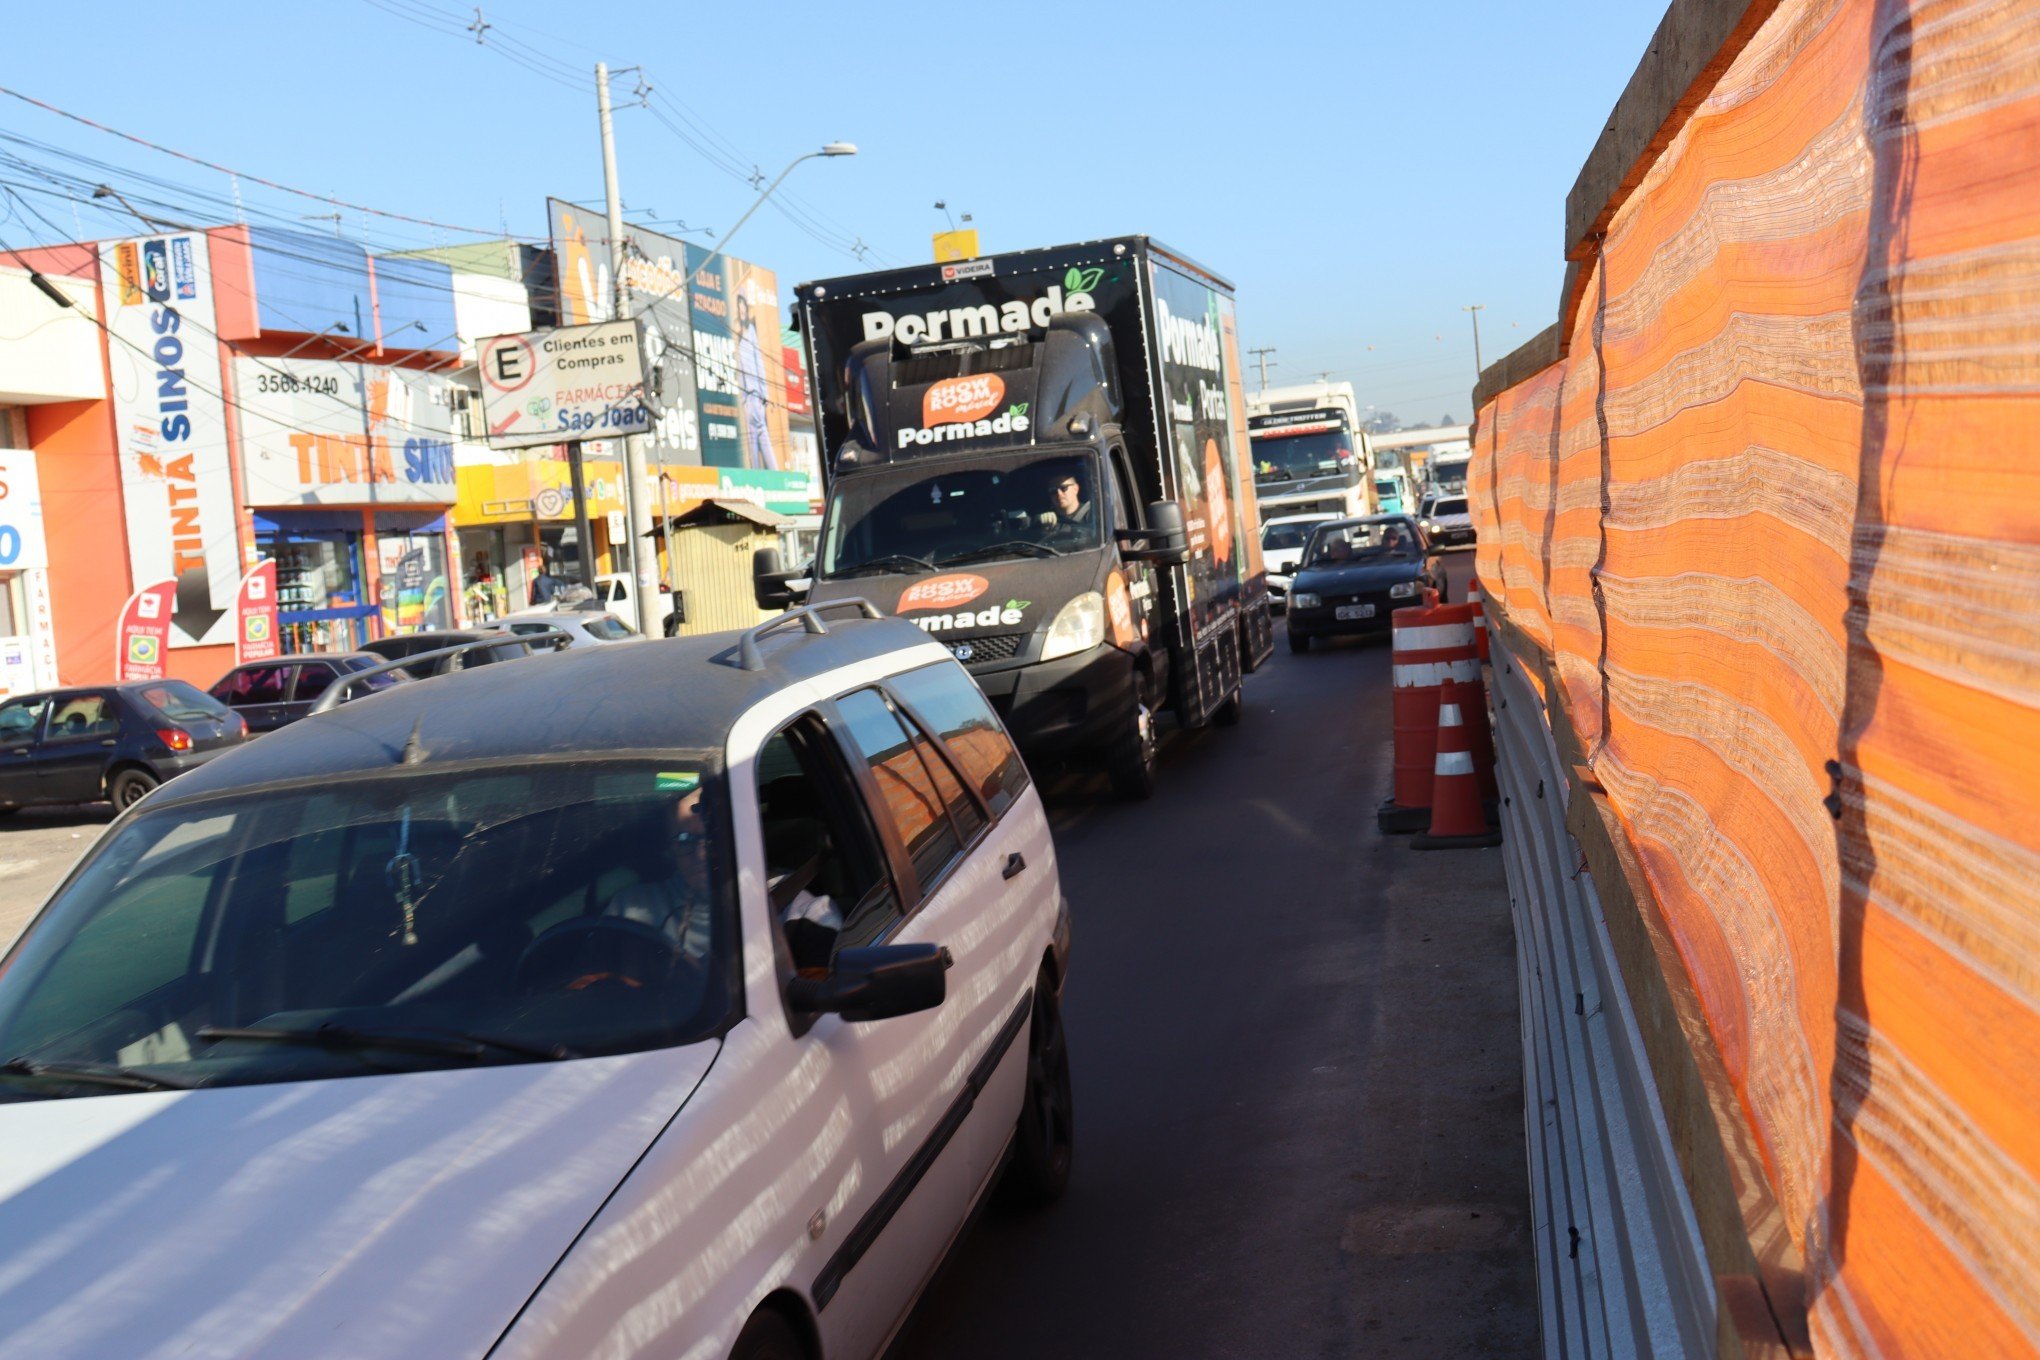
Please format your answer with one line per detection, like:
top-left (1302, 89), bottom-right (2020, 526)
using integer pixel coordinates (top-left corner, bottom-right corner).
top-left (1488, 629), bottom-right (1714, 1359)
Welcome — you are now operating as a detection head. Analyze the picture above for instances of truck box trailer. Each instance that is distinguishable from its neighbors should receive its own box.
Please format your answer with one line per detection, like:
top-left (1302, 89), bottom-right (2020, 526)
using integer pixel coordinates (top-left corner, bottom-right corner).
top-left (762, 235), bottom-right (1272, 797)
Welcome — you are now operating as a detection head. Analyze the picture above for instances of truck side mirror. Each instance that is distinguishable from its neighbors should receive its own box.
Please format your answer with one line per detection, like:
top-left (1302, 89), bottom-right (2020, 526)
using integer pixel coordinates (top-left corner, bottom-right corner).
top-left (753, 547), bottom-right (794, 610)
top-left (1120, 499), bottom-right (1192, 566)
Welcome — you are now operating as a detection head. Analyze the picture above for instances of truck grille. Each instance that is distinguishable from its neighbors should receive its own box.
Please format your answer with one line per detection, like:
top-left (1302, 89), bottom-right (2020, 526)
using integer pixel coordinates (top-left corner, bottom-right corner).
top-left (948, 633), bottom-right (1025, 664)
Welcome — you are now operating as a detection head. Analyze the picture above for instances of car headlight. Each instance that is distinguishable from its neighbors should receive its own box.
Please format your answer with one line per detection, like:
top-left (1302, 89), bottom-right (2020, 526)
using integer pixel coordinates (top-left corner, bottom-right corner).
top-left (1390, 580), bottom-right (1421, 599)
top-left (1291, 591), bottom-right (1321, 610)
top-left (1040, 591), bottom-right (1106, 661)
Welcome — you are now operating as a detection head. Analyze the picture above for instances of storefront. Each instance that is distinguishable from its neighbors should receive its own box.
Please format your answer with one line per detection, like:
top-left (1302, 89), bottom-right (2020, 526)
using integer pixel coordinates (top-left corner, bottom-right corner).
top-left (1, 413), bottom-right (66, 699)
top-left (234, 356), bottom-right (461, 654)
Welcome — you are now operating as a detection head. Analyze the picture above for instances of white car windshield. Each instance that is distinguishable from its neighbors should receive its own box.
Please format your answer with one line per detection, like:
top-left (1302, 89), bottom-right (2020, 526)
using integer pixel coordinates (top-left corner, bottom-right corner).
top-left (0, 761), bottom-right (734, 1098)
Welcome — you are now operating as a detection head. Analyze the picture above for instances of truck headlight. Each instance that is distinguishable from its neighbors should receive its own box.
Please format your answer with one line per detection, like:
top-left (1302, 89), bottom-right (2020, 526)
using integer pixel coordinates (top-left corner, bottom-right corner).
top-left (1291, 591), bottom-right (1321, 610)
top-left (1040, 591), bottom-right (1106, 661)
top-left (1390, 580), bottom-right (1421, 599)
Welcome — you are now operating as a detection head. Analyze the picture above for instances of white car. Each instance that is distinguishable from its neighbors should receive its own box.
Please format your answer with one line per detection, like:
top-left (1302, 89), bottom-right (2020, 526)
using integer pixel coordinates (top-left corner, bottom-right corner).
top-left (1259, 512), bottom-right (1338, 611)
top-left (1419, 494), bottom-right (1475, 549)
top-left (491, 603), bottom-right (644, 647)
top-left (597, 572), bottom-right (680, 635)
top-left (0, 605), bottom-right (1073, 1360)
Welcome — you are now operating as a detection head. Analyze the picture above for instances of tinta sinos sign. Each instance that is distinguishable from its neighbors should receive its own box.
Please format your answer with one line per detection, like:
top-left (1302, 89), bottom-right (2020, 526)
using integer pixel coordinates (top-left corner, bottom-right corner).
top-left (476, 320), bottom-right (651, 449)
top-left (804, 254), bottom-right (1143, 460)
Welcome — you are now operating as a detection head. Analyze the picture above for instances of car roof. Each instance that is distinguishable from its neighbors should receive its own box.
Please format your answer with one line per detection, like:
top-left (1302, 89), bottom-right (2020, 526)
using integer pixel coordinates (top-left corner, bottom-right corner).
top-left (6, 680), bottom-right (205, 702)
top-left (1264, 512), bottom-right (1338, 526)
top-left (1316, 514), bottom-right (1419, 530)
top-left (226, 652), bottom-right (383, 670)
top-left (153, 613), bottom-right (945, 806)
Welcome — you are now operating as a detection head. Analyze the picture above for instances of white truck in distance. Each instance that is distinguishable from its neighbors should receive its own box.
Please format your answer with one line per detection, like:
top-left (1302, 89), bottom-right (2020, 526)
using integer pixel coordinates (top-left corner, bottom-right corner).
top-left (1245, 381), bottom-right (1375, 522)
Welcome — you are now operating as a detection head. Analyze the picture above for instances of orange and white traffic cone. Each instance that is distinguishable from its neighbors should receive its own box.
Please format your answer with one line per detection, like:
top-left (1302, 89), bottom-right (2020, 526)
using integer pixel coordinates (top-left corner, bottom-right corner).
top-left (1413, 685), bottom-right (1503, 850)
top-left (1468, 579), bottom-right (1490, 662)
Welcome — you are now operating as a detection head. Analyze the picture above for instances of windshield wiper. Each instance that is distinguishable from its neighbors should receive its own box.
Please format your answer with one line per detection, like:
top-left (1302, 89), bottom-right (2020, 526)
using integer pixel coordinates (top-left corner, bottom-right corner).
top-left (198, 1023), bottom-right (576, 1062)
top-left (829, 553), bottom-right (937, 579)
top-left (940, 541), bottom-right (1064, 565)
top-left (0, 1056), bottom-right (198, 1091)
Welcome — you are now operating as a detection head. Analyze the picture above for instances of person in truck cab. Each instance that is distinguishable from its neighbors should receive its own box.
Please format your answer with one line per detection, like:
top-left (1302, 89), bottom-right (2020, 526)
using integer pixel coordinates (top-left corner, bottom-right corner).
top-left (1041, 470), bottom-right (1096, 543)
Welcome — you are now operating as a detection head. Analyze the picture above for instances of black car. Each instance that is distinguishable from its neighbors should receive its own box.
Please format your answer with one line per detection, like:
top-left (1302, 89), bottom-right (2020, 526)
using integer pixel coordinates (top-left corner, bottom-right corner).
top-left (0, 680), bottom-right (247, 813)
top-left (209, 653), bottom-right (409, 734)
top-left (1284, 515), bottom-right (1445, 653)
top-left (362, 629), bottom-right (545, 680)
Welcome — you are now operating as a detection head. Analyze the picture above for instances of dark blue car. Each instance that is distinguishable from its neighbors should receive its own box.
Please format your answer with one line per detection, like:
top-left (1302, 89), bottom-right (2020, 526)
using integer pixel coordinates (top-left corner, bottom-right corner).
top-left (0, 680), bottom-right (247, 813)
top-left (1284, 515), bottom-right (1445, 653)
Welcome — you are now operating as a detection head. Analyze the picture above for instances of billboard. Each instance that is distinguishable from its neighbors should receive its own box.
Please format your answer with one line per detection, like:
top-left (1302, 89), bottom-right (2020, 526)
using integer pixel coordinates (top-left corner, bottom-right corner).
top-left (101, 232), bottom-right (239, 648)
top-left (233, 358), bottom-right (462, 505)
top-left (549, 200), bottom-right (702, 466)
top-left (684, 244), bottom-right (794, 473)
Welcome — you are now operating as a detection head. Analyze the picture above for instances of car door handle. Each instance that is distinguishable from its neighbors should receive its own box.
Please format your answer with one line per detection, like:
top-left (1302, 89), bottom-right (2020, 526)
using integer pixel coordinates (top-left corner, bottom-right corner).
top-left (1002, 852), bottom-right (1027, 880)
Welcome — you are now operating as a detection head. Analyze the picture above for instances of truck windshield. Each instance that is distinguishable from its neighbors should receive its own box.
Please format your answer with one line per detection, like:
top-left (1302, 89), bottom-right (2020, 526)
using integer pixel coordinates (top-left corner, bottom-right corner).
top-left (0, 761), bottom-right (734, 1098)
top-left (821, 449), bottom-right (1105, 576)
top-left (1251, 432), bottom-right (1354, 484)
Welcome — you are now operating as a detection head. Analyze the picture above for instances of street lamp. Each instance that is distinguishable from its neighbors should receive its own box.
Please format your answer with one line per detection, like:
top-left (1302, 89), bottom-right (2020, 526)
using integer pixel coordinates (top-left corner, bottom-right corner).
top-left (688, 143), bottom-right (858, 284)
top-left (276, 323), bottom-right (351, 361)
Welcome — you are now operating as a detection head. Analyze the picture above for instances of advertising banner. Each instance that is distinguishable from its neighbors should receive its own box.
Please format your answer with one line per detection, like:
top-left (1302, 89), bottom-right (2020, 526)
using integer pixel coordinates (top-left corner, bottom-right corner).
top-left (549, 200), bottom-right (702, 465)
top-left (0, 449), bottom-right (48, 571)
top-left (781, 338), bottom-right (811, 416)
top-left (1148, 258), bottom-right (1240, 631)
top-left (473, 322), bottom-right (649, 450)
top-left (233, 358), bottom-right (462, 504)
top-left (101, 232), bottom-right (238, 648)
top-left (114, 579), bottom-right (177, 681)
top-left (233, 560), bottom-right (280, 666)
top-left (685, 244), bottom-right (794, 472)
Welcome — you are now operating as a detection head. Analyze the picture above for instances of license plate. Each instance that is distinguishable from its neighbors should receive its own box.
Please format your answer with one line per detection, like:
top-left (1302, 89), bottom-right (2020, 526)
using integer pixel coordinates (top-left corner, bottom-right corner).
top-left (1335, 604), bottom-right (1375, 621)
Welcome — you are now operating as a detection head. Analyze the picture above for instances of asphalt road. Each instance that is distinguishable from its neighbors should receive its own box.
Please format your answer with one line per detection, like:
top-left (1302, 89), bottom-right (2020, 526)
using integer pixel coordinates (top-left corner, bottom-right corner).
top-left (892, 550), bottom-right (1535, 1359)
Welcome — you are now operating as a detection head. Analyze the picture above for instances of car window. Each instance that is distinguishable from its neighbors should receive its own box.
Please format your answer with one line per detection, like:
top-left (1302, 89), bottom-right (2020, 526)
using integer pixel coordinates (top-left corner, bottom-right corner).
top-left (1434, 497), bottom-right (1468, 516)
top-left (0, 697), bottom-right (46, 744)
top-left (140, 682), bottom-right (229, 723)
top-left (834, 688), bottom-right (965, 896)
top-left (0, 761), bottom-right (737, 1093)
top-left (755, 713), bottom-right (899, 960)
top-left (583, 616), bottom-right (636, 642)
top-left (218, 665), bottom-right (293, 706)
top-left (290, 663), bottom-right (339, 702)
top-left (44, 695), bottom-right (119, 741)
top-left (887, 662), bottom-right (1028, 819)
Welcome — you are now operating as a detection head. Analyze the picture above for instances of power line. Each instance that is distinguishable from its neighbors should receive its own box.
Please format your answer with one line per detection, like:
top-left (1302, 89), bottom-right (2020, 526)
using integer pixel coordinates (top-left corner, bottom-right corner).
top-left (0, 84), bottom-right (525, 239)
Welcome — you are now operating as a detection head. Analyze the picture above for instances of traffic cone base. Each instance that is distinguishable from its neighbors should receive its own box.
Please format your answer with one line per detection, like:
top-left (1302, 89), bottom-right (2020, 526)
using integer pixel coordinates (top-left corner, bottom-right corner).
top-left (1414, 694), bottom-right (1502, 850)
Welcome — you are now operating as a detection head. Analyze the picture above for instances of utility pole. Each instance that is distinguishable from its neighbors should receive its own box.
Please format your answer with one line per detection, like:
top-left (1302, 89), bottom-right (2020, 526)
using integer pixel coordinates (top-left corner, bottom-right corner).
top-left (1248, 346), bottom-right (1277, 391)
top-left (598, 61), bottom-right (662, 636)
top-left (1463, 304), bottom-right (1486, 375)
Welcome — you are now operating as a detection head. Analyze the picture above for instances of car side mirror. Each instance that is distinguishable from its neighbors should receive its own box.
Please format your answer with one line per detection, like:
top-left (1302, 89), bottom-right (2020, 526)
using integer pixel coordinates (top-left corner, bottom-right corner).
top-left (787, 943), bottom-right (952, 1022)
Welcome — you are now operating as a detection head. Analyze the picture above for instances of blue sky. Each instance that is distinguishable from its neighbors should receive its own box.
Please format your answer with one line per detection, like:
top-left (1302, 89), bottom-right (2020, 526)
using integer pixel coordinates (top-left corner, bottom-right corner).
top-left (0, 0), bottom-right (1665, 424)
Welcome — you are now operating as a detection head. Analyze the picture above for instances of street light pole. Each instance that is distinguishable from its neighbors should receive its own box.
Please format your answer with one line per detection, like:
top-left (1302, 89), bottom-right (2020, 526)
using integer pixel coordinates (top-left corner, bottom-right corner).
top-left (687, 143), bottom-right (858, 287)
top-left (597, 61), bottom-right (658, 634)
top-left (1463, 304), bottom-right (1486, 375)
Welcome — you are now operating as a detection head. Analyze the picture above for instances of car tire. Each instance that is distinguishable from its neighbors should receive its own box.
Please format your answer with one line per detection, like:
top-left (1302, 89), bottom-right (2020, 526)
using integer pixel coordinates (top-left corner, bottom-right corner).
top-left (1288, 631), bottom-right (1311, 654)
top-left (1000, 970), bottom-right (1074, 1209)
top-left (727, 1306), bottom-right (805, 1360)
top-left (109, 768), bottom-right (158, 810)
top-left (1213, 687), bottom-right (1243, 727)
top-left (1105, 695), bottom-right (1156, 801)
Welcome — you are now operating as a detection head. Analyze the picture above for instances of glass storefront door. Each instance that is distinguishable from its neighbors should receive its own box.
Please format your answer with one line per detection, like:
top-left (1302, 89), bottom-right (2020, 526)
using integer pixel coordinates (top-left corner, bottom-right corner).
top-left (259, 524), bottom-right (374, 654)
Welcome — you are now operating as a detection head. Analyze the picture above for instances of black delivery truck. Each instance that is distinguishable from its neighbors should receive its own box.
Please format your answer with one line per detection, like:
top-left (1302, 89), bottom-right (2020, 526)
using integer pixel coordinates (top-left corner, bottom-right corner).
top-left (758, 236), bottom-right (1273, 798)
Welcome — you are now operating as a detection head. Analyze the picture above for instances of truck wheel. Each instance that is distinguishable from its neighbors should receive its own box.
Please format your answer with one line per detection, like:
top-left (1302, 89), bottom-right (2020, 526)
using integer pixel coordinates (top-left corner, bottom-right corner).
top-left (728, 1307), bottom-right (805, 1360)
top-left (1105, 697), bottom-right (1156, 801)
top-left (1214, 687), bottom-right (1244, 726)
top-left (1288, 631), bottom-right (1311, 654)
